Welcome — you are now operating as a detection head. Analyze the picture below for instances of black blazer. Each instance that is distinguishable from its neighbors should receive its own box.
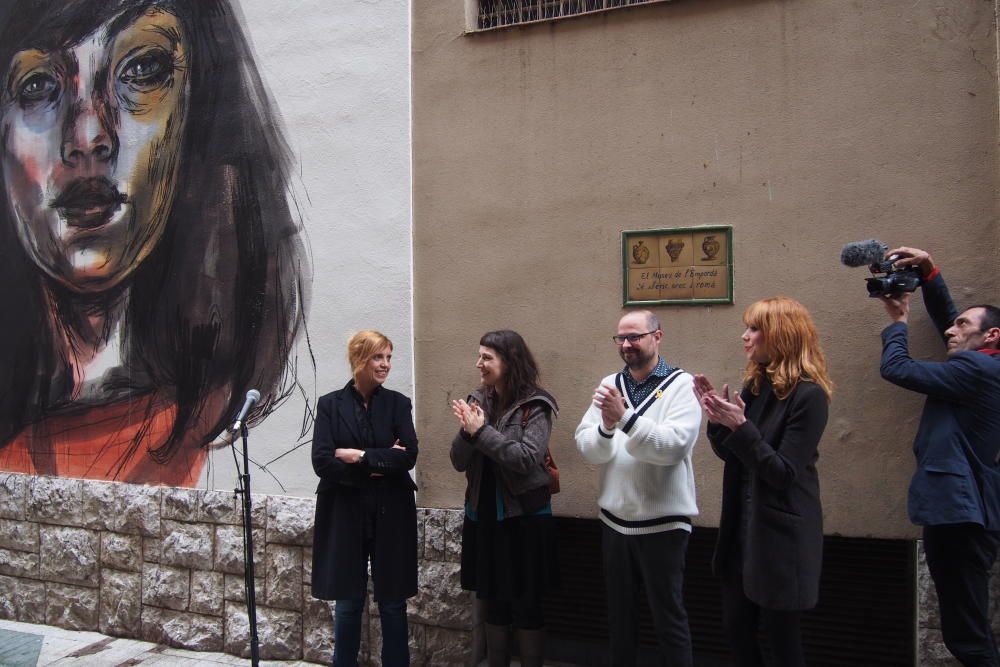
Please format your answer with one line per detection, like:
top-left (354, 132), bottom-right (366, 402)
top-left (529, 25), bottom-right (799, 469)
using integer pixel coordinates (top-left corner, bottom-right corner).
top-left (708, 378), bottom-right (828, 611)
top-left (310, 382), bottom-right (418, 601)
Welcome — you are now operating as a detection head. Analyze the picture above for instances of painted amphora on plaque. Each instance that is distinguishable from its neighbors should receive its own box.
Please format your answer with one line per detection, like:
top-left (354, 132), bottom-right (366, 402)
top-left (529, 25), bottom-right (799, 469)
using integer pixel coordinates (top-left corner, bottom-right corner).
top-left (665, 239), bottom-right (685, 262)
top-left (701, 235), bottom-right (721, 261)
top-left (632, 240), bottom-right (650, 264)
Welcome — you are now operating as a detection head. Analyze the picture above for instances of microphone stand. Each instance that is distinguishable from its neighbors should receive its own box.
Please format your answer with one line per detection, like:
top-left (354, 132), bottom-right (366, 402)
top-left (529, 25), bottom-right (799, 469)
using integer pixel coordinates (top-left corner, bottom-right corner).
top-left (234, 421), bottom-right (261, 665)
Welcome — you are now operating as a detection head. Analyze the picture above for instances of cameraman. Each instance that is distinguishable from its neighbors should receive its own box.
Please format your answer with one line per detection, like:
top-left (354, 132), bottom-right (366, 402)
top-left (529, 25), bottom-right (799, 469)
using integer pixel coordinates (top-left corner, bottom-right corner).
top-left (879, 246), bottom-right (1000, 667)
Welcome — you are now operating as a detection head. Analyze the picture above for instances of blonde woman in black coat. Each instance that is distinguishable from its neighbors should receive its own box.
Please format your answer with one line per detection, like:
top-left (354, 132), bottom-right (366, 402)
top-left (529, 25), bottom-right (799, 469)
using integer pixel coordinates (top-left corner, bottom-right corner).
top-left (311, 331), bottom-right (418, 667)
top-left (694, 297), bottom-right (832, 667)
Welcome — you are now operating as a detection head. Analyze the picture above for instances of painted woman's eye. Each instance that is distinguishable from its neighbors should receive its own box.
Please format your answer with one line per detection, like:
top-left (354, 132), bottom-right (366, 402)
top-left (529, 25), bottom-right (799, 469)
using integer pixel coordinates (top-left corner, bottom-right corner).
top-left (18, 71), bottom-right (58, 105)
top-left (119, 49), bottom-right (174, 89)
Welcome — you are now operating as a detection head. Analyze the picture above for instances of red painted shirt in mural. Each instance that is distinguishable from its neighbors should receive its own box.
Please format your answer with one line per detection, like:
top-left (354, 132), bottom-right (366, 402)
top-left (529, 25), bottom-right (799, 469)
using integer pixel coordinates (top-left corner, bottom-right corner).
top-left (0, 395), bottom-right (208, 486)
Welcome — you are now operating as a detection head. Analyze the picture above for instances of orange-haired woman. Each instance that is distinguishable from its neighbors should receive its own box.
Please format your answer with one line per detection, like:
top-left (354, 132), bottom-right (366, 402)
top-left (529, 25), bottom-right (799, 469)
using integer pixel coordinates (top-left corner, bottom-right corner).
top-left (694, 297), bottom-right (833, 667)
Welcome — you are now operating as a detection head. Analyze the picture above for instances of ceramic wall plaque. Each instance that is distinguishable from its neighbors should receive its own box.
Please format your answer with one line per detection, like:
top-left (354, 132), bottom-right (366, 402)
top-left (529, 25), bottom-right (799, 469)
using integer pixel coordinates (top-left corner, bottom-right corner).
top-left (622, 226), bottom-right (733, 306)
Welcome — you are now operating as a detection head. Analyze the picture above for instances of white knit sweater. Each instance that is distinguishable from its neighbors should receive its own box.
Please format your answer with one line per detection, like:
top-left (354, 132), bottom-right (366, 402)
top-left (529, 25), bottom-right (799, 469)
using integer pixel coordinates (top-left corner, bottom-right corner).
top-left (575, 369), bottom-right (702, 535)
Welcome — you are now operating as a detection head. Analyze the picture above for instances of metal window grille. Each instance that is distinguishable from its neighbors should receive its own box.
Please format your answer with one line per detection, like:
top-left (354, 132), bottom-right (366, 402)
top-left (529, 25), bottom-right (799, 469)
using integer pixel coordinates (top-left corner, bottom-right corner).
top-left (477, 0), bottom-right (671, 30)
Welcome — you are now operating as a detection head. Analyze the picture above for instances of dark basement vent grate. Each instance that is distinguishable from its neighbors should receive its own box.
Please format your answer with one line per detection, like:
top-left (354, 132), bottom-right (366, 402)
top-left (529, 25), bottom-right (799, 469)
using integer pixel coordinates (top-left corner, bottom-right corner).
top-left (543, 518), bottom-right (915, 666)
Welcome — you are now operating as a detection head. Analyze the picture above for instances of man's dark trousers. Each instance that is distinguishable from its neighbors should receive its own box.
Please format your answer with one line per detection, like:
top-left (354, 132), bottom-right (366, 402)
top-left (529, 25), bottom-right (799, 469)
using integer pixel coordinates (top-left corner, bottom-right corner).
top-left (924, 523), bottom-right (1000, 667)
top-left (602, 525), bottom-right (692, 667)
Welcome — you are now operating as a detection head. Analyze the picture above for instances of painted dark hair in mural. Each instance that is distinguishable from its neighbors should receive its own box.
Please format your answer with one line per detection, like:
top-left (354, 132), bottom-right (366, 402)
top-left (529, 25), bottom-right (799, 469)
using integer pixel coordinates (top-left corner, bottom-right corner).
top-left (0, 0), bottom-right (309, 474)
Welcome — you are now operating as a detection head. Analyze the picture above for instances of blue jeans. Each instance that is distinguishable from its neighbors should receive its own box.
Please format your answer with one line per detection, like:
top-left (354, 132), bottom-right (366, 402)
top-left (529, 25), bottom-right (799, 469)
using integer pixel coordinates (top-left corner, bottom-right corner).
top-left (334, 598), bottom-right (409, 667)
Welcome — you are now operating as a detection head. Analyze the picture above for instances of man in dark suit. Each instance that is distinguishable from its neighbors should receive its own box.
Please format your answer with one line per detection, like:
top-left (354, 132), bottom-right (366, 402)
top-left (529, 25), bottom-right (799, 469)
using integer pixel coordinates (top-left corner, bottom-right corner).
top-left (879, 246), bottom-right (1000, 667)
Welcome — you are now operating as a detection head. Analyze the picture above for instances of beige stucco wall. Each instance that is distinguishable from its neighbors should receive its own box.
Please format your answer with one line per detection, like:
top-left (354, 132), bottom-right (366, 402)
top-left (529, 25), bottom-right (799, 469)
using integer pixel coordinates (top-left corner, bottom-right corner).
top-left (412, 0), bottom-right (999, 538)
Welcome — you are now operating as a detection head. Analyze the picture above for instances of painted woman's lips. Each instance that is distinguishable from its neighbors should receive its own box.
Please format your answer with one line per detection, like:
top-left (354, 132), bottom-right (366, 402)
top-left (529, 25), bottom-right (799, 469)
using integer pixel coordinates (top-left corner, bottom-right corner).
top-left (51, 178), bottom-right (127, 228)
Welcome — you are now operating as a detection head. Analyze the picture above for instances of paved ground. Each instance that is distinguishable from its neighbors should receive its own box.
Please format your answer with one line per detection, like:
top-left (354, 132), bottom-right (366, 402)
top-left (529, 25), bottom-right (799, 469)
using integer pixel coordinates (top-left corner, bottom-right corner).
top-left (0, 619), bottom-right (324, 667)
top-left (0, 619), bottom-right (558, 667)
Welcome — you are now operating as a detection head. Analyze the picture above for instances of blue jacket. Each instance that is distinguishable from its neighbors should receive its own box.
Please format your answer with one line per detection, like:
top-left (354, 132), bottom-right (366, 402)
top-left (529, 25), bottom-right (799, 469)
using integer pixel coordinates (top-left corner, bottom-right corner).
top-left (880, 273), bottom-right (1000, 529)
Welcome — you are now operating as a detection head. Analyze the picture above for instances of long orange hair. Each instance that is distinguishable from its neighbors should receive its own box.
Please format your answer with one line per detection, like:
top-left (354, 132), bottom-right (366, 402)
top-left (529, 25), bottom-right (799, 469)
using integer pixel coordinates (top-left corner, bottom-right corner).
top-left (742, 297), bottom-right (833, 401)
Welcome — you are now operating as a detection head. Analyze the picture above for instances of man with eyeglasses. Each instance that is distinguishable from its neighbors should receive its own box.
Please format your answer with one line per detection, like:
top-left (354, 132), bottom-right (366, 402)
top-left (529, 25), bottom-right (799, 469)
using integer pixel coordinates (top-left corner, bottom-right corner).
top-left (575, 309), bottom-right (702, 667)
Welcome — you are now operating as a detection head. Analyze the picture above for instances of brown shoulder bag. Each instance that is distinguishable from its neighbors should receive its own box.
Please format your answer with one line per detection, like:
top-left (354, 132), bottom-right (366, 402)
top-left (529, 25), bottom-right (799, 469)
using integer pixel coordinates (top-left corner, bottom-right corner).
top-left (521, 405), bottom-right (560, 494)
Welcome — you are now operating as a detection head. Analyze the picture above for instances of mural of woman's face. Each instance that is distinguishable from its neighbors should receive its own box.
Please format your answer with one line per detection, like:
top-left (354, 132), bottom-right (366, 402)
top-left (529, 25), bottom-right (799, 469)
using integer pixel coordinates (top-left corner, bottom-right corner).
top-left (0, 7), bottom-right (189, 293)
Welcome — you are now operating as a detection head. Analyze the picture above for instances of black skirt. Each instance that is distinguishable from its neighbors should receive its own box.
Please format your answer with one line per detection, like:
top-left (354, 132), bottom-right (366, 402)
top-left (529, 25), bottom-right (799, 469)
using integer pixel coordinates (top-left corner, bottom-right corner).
top-left (460, 461), bottom-right (559, 599)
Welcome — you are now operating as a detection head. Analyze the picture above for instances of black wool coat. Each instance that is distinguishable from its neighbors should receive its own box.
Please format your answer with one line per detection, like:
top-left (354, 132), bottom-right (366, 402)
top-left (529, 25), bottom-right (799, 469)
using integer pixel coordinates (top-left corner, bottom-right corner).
top-left (311, 382), bottom-right (418, 602)
top-left (708, 377), bottom-right (828, 611)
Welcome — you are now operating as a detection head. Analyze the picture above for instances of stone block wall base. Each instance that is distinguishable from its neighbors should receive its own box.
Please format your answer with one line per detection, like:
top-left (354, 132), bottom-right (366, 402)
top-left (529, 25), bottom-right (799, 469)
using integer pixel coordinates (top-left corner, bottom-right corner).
top-left (0, 473), bottom-right (473, 663)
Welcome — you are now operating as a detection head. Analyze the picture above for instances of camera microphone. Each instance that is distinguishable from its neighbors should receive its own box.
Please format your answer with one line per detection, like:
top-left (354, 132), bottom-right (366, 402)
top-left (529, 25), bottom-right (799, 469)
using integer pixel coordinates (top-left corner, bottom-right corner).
top-left (840, 239), bottom-right (889, 267)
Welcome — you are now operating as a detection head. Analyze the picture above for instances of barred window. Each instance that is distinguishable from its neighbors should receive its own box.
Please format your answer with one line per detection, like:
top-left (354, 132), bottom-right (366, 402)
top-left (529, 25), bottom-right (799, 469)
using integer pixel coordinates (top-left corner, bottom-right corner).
top-left (475, 0), bottom-right (670, 30)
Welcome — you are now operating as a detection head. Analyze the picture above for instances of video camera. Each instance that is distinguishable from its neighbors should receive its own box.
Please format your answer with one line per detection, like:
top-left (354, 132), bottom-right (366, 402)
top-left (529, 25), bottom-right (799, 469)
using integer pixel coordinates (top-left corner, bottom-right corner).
top-left (840, 240), bottom-right (922, 298)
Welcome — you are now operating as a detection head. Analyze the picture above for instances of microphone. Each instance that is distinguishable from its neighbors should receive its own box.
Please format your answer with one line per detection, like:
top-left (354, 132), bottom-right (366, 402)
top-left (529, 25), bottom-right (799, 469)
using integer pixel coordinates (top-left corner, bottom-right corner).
top-left (840, 239), bottom-right (889, 267)
top-left (230, 389), bottom-right (261, 432)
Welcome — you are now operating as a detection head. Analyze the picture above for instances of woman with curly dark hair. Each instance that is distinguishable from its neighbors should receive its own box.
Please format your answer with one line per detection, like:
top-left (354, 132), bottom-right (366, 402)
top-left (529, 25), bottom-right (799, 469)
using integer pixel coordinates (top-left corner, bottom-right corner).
top-left (450, 329), bottom-right (559, 667)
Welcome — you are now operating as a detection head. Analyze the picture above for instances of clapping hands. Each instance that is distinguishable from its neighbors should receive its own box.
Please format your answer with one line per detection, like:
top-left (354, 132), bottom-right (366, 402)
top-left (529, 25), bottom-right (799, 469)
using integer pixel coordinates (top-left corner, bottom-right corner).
top-left (451, 399), bottom-right (486, 436)
top-left (592, 384), bottom-right (626, 431)
top-left (693, 374), bottom-right (747, 430)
